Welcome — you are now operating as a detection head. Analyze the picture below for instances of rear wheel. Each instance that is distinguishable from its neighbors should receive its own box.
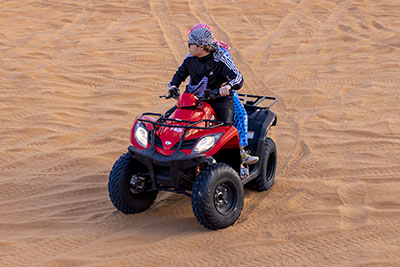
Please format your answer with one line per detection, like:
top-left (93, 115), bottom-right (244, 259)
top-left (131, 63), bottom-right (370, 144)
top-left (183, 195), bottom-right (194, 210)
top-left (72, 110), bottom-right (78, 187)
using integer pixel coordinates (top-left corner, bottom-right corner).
top-left (246, 138), bottom-right (277, 191)
top-left (192, 163), bottom-right (244, 230)
top-left (108, 152), bottom-right (158, 214)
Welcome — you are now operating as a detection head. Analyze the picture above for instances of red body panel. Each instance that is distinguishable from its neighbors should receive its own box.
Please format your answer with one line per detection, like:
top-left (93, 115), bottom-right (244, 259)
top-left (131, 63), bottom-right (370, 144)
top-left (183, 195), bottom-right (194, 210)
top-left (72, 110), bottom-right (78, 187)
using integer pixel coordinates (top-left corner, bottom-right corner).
top-left (131, 93), bottom-right (239, 156)
top-left (177, 93), bottom-right (198, 108)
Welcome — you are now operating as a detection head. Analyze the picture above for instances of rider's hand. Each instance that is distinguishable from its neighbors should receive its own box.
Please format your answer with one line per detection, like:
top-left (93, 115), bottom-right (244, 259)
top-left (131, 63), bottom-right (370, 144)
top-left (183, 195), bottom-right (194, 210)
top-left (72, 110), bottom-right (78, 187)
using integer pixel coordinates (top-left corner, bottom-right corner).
top-left (168, 85), bottom-right (179, 98)
top-left (219, 84), bottom-right (231, 96)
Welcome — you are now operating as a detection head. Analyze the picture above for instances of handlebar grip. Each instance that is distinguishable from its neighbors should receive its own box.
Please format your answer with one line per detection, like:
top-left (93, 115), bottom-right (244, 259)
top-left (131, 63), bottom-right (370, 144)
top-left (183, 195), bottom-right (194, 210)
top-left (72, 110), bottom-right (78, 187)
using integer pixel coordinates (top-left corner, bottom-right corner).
top-left (206, 88), bottom-right (233, 98)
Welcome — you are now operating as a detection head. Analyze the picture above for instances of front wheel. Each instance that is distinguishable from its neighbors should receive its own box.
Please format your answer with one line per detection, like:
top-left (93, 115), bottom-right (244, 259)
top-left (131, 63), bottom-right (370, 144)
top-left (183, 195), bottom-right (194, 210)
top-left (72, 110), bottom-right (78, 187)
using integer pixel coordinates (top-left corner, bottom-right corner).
top-left (108, 152), bottom-right (158, 214)
top-left (246, 138), bottom-right (277, 191)
top-left (191, 163), bottom-right (244, 230)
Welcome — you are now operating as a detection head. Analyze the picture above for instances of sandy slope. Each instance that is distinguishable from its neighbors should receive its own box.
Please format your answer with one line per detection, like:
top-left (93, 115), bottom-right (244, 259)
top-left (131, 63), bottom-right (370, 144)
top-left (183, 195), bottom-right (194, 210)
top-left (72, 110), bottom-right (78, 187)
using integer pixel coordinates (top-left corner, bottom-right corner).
top-left (1, 0), bottom-right (400, 266)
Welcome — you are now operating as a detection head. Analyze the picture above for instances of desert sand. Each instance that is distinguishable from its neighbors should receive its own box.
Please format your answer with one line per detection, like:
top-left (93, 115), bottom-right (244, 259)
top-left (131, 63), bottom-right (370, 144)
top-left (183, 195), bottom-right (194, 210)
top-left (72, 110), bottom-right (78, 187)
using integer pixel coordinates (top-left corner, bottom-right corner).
top-left (1, 0), bottom-right (400, 266)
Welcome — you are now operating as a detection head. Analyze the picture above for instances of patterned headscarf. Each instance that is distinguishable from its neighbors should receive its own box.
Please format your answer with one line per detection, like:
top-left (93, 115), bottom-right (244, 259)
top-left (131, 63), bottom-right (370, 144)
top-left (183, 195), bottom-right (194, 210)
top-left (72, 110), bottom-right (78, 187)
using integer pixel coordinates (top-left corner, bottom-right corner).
top-left (189, 23), bottom-right (231, 52)
top-left (188, 27), bottom-right (216, 47)
top-left (188, 25), bottom-right (224, 57)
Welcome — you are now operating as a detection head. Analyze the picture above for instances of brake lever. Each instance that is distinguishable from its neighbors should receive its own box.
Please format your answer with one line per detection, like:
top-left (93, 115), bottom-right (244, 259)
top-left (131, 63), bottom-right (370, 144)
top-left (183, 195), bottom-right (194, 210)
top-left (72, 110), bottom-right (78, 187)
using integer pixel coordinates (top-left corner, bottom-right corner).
top-left (160, 94), bottom-right (179, 100)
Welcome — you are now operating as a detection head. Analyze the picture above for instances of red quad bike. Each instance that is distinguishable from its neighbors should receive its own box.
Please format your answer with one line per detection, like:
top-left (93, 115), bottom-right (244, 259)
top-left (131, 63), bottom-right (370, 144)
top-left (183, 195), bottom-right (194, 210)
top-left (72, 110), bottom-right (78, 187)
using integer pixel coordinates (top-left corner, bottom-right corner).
top-left (108, 89), bottom-right (278, 230)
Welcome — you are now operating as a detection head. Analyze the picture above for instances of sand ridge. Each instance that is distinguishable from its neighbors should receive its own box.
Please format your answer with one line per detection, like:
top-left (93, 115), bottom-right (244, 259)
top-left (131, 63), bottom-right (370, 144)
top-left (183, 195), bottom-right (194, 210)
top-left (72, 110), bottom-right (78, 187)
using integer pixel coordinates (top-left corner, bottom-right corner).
top-left (1, 0), bottom-right (400, 266)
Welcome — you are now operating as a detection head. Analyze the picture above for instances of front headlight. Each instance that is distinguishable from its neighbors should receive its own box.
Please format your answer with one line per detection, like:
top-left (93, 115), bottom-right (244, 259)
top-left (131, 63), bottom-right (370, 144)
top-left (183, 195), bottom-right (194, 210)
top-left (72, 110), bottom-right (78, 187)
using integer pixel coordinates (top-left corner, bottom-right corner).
top-left (192, 133), bottom-right (223, 154)
top-left (134, 122), bottom-right (148, 148)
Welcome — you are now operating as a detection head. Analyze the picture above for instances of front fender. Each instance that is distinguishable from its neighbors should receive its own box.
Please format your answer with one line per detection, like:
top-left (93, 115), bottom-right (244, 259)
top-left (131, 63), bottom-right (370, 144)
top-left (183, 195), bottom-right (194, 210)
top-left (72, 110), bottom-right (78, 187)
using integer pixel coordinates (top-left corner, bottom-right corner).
top-left (203, 126), bottom-right (240, 157)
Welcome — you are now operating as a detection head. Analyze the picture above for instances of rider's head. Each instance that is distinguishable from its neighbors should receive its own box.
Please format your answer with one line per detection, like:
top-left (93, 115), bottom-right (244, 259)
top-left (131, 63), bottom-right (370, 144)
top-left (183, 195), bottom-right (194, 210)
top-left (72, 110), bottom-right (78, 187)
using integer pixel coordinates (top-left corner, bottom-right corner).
top-left (188, 27), bottom-right (218, 57)
top-left (189, 23), bottom-right (231, 53)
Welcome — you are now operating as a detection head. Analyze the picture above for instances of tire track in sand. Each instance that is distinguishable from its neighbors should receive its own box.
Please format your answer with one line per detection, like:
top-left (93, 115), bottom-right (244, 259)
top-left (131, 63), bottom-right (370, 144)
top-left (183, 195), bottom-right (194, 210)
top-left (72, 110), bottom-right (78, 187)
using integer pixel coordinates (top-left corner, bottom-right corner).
top-left (1, 3), bottom-right (94, 60)
top-left (337, 181), bottom-right (370, 229)
top-left (261, 1), bottom-right (353, 88)
top-left (149, 0), bottom-right (187, 65)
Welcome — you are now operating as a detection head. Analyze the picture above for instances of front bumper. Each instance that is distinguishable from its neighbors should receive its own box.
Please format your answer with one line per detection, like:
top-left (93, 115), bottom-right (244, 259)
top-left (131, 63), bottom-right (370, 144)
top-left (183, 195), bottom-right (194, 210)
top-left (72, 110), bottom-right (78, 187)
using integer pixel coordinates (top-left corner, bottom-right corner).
top-left (128, 145), bottom-right (205, 190)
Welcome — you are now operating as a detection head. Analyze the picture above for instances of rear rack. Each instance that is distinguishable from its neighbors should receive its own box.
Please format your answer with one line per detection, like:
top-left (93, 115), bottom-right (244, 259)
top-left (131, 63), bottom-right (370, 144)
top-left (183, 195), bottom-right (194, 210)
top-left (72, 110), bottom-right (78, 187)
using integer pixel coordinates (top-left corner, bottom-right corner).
top-left (138, 113), bottom-right (224, 152)
top-left (238, 93), bottom-right (278, 110)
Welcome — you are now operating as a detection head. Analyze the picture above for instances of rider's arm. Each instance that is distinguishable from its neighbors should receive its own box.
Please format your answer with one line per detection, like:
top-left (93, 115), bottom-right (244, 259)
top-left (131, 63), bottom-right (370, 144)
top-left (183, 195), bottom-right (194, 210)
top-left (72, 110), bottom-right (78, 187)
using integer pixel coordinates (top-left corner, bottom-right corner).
top-left (218, 55), bottom-right (244, 91)
top-left (169, 55), bottom-right (191, 88)
top-left (229, 72), bottom-right (244, 90)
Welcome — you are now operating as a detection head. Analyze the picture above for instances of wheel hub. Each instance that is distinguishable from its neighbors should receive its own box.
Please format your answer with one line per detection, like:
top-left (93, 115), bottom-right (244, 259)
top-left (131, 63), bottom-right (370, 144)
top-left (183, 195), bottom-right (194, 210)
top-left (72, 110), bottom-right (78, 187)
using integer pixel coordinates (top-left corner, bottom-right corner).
top-left (215, 187), bottom-right (228, 206)
top-left (129, 174), bottom-right (146, 194)
top-left (214, 182), bottom-right (235, 215)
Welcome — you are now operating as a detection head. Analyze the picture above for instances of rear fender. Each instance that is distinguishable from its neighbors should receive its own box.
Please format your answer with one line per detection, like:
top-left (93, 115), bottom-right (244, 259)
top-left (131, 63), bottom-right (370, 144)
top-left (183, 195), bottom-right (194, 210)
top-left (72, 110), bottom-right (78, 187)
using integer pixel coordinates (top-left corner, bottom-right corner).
top-left (247, 110), bottom-right (277, 156)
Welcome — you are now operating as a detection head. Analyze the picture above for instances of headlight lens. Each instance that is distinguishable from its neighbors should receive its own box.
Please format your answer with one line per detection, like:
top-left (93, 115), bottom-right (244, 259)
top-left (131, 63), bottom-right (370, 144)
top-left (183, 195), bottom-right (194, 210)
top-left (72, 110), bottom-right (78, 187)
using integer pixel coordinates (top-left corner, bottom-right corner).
top-left (192, 133), bottom-right (223, 154)
top-left (134, 122), bottom-right (148, 148)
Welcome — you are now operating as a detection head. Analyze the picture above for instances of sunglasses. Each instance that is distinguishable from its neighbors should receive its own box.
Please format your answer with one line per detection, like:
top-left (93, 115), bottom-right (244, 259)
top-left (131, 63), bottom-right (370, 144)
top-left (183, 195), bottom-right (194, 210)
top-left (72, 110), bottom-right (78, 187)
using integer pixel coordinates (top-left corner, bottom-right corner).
top-left (188, 43), bottom-right (199, 48)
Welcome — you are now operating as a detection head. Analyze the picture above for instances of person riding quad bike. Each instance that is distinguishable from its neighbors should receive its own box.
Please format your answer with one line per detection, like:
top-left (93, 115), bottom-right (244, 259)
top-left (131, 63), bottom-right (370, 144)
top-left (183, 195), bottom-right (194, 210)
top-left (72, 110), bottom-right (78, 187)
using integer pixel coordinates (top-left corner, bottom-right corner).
top-left (167, 24), bottom-right (259, 174)
top-left (108, 24), bottom-right (278, 230)
top-left (108, 87), bottom-right (278, 230)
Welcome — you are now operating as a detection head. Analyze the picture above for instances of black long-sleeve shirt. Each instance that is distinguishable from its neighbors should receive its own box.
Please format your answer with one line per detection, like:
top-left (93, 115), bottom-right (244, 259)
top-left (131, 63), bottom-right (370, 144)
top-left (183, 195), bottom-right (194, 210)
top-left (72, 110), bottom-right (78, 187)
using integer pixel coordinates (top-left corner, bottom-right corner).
top-left (169, 52), bottom-right (243, 92)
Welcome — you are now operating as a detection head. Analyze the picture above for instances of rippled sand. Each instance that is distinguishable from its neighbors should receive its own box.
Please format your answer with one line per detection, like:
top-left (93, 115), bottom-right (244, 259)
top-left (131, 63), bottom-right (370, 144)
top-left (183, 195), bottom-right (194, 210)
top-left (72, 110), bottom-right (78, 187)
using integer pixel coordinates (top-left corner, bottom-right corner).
top-left (1, 0), bottom-right (400, 266)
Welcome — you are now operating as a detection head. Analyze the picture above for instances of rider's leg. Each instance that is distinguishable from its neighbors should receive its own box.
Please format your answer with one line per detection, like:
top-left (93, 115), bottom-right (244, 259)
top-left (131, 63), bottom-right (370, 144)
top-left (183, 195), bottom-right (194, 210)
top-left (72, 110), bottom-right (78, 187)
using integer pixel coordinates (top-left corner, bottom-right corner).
top-left (209, 99), bottom-right (233, 125)
top-left (232, 92), bottom-right (259, 166)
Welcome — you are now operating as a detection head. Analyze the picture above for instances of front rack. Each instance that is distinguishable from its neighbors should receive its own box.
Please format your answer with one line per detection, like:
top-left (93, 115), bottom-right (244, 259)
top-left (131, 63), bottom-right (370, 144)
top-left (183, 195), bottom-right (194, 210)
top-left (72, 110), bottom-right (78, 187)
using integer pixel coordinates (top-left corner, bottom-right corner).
top-left (138, 113), bottom-right (224, 152)
top-left (138, 112), bottom-right (224, 129)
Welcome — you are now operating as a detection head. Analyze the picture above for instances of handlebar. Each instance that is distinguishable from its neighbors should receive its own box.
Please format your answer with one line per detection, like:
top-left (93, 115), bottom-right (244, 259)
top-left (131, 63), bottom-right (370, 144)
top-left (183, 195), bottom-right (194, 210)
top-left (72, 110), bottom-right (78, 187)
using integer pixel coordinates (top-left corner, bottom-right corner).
top-left (159, 88), bottom-right (233, 102)
top-left (198, 88), bottom-right (233, 100)
top-left (159, 88), bottom-right (179, 100)
top-left (159, 94), bottom-right (175, 99)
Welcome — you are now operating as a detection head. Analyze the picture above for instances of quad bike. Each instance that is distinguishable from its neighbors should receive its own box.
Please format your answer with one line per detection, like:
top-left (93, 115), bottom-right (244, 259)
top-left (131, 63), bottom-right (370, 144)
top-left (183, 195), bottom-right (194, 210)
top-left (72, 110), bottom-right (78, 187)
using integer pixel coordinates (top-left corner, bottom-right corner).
top-left (108, 89), bottom-right (278, 230)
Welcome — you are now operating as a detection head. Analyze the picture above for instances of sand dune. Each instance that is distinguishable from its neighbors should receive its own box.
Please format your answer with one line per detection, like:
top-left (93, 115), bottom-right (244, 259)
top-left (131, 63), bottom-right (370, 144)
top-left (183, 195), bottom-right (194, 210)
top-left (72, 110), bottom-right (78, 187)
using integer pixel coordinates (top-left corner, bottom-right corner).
top-left (1, 0), bottom-right (400, 266)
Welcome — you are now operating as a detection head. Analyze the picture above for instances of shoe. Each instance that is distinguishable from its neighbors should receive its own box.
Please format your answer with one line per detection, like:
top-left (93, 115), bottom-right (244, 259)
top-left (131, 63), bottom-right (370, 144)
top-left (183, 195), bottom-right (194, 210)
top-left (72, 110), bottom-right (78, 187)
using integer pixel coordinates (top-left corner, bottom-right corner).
top-left (240, 165), bottom-right (249, 179)
top-left (241, 149), bottom-right (259, 165)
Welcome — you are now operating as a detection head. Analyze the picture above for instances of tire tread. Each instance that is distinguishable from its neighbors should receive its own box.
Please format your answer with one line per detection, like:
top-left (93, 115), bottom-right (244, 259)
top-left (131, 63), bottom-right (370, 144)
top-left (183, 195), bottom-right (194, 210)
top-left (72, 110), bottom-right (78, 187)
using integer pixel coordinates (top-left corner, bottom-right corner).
top-left (108, 153), bottom-right (157, 214)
